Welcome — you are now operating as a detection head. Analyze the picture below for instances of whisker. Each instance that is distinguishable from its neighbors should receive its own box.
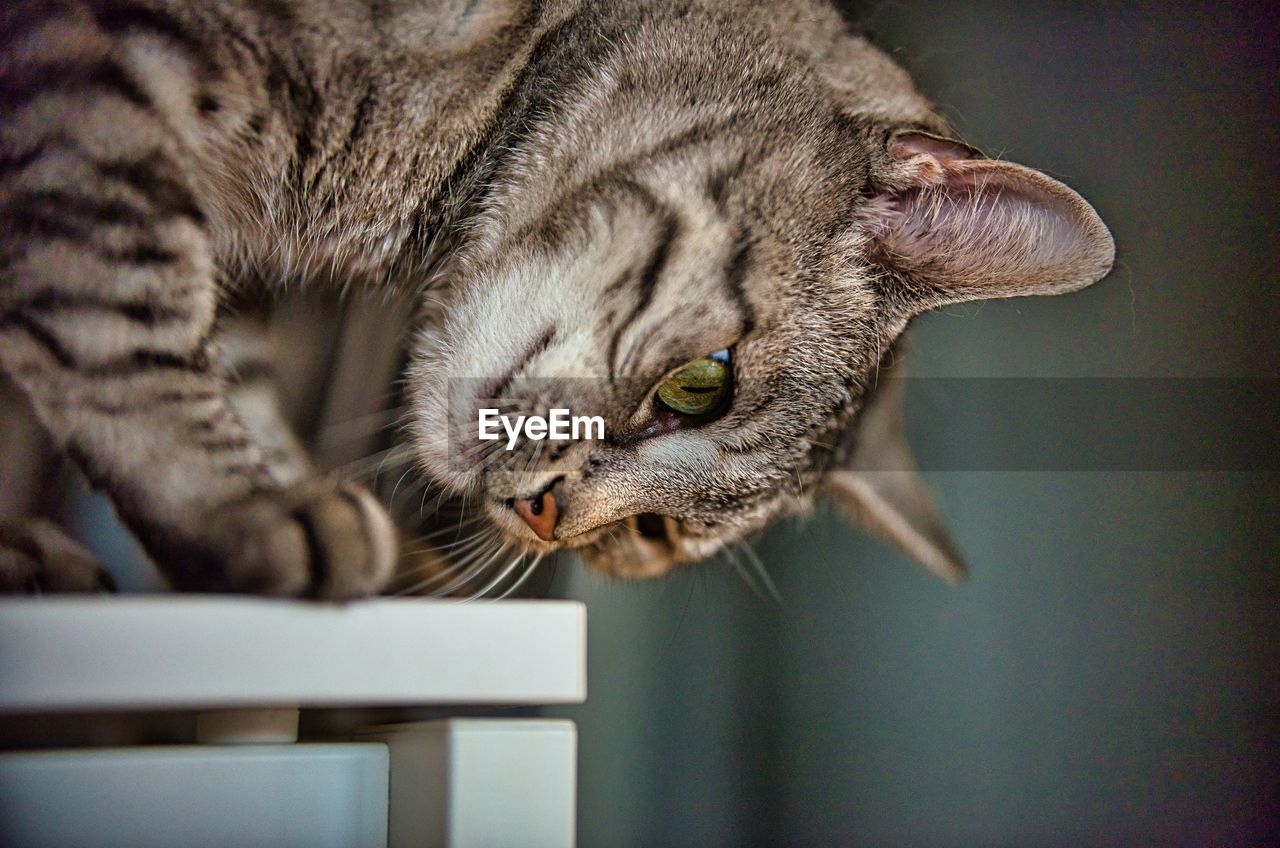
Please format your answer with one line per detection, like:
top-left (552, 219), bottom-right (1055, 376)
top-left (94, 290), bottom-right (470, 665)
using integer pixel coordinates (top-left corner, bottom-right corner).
top-left (737, 542), bottom-right (784, 606)
top-left (494, 553), bottom-right (546, 600)
top-left (431, 539), bottom-right (510, 597)
top-left (396, 533), bottom-right (486, 567)
top-left (396, 521), bottom-right (495, 571)
top-left (316, 403), bottom-right (410, 446)
top-left (458, 438), bottom-right (501, 460)
top-left (791, 458), bottom-right (807, 500)
top-left (412, 514), bottom-right (485, 541)
top-left (387, 465), bottom-right (418, 509)
top-left (333, 443), bottom-right (416, 480)
top-left (418, 531), bottom-right (499, 572)
top-left (394, 535), bottom-right (503, 596)
top-left (473, 549), bottom-right (531, 600)
top-left (423, 526), bottom-right (498, 553)
top-left (722, 545), bottom-right (764, 598)
top-left (415, 485), bottom-right (460, 520)
top-left (391, 474), bottom-right (434, 510)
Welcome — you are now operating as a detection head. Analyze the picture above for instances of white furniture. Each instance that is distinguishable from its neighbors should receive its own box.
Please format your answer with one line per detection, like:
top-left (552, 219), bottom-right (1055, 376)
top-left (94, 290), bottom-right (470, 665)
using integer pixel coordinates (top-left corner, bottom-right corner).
top-left (0, 743), bottom-right (392, 848)
top-left (0, 597), bottom-right (586, 848)
top-left (366, 720), bottom-right (577, 848)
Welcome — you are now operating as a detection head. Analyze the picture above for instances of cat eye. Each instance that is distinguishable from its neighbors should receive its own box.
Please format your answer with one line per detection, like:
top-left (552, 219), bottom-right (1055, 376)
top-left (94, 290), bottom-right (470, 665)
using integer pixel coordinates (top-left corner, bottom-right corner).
top-left (654, 349), bottom-right (733, 420)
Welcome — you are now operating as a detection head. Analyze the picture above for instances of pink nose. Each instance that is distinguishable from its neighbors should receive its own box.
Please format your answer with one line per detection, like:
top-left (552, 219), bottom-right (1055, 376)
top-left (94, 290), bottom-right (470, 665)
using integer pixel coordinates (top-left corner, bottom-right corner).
top-left (514, 488), bottom-right (558, 541)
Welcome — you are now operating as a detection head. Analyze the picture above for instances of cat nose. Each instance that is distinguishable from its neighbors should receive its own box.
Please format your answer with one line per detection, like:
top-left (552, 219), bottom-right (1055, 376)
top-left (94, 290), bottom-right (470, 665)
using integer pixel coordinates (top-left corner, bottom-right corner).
top-left (513, 479), bottom-right (561, 541)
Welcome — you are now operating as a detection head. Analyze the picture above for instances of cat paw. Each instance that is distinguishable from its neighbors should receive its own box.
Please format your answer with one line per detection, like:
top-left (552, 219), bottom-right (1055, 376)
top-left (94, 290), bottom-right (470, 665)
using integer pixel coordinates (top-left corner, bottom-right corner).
top-left (186, 482), bottom-right (397, 600)
top-left (0, 520), bottom-right (116, 594)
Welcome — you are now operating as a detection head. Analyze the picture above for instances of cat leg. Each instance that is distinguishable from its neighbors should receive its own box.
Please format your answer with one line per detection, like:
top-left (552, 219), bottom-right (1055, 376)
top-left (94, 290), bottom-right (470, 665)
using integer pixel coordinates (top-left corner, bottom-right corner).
top-left (0, 40), bottom-right (395, 599)
top-left (214, 306), bottom-right (315, 489)
top-left (206, 308), bottom-right (403, 597)
top-left (0, 247), bottom-right (395, 597)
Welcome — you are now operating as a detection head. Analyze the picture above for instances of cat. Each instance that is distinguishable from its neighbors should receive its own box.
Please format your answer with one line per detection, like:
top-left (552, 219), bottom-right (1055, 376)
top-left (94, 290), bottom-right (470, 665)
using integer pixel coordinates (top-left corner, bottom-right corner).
top-left (0, 0), bottom-right (1114, 597)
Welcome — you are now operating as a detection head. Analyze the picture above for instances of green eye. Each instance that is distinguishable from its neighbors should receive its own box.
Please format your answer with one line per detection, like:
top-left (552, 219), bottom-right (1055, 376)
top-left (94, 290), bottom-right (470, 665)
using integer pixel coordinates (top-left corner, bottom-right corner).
top-left (655, 349), bottom-right (732, 418)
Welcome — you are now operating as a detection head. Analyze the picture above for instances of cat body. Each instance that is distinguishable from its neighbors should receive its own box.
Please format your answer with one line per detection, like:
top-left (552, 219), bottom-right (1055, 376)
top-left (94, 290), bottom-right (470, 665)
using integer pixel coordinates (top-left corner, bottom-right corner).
top-left (0, 0), bottom-right (1113, 595)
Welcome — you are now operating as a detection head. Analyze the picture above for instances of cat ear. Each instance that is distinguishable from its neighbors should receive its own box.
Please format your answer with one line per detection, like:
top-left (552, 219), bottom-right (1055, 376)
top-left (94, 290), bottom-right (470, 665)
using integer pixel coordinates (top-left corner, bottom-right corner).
top-left (863, 131), bottom-right (1115, 310)
top-left (824, 364), bottom-right (967, 583)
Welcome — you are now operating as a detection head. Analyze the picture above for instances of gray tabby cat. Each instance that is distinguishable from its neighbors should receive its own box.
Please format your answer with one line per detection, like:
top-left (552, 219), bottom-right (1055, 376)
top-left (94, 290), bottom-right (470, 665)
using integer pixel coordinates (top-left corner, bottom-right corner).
top-left (0, 0), bottom-right (1113, 596)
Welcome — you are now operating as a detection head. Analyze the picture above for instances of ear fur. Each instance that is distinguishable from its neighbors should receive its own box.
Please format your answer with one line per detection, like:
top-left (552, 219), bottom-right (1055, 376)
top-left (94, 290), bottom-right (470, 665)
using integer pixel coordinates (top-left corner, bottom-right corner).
top-left (825, 362), bottom-right (967, 583)
top-left (864, 131), bottom-right (1115, 311)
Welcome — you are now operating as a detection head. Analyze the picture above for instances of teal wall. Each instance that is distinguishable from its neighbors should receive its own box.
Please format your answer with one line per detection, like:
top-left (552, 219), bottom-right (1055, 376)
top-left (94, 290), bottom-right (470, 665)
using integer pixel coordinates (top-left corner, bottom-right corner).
top-left (549, 2), bottom-right (1279, 845)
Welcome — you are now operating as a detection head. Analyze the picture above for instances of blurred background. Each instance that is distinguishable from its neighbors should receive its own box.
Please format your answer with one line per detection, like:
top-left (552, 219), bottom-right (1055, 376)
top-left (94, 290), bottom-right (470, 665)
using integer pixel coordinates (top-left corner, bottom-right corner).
top-left (544, 1), bottom-right (1280, 845)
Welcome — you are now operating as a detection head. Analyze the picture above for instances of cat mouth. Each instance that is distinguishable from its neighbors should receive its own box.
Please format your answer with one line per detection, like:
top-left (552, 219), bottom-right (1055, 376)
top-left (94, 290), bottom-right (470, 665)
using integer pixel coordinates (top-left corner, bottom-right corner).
top-left (574, 513), bottom-right (691, 579)
top-left (557, 512), bottom-right (676, 550)
top-left (630, 512), bottom-right (676, 543)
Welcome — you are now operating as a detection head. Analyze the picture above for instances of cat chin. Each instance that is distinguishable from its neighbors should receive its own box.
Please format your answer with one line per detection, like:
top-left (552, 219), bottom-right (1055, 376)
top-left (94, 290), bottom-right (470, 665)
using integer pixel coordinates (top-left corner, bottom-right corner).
top-left (577, 536), bottom-right (684, 580)
top-left (471, 507), bottom-right (688, 579)
top-left (570, 516), bottom-right (732, 580)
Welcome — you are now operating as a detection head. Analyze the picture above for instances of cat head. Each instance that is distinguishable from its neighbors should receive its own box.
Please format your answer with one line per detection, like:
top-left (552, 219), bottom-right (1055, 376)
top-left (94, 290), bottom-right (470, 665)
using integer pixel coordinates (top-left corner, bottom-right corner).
top-left (406, 10), bottom-right (1113, 583)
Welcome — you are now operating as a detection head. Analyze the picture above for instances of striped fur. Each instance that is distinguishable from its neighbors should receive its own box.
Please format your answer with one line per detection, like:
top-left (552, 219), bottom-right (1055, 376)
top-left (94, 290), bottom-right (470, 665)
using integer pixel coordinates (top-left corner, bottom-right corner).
top-left (0, 0), bottom-right (1113, 594)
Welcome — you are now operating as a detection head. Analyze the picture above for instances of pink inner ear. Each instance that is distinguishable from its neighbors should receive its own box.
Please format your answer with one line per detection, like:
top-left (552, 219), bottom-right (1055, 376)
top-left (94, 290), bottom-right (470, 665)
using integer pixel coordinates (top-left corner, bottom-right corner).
top-left (889, 131), bottom-right (980, 163)
top-left (872, 158), bottom-right (1115, 301)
